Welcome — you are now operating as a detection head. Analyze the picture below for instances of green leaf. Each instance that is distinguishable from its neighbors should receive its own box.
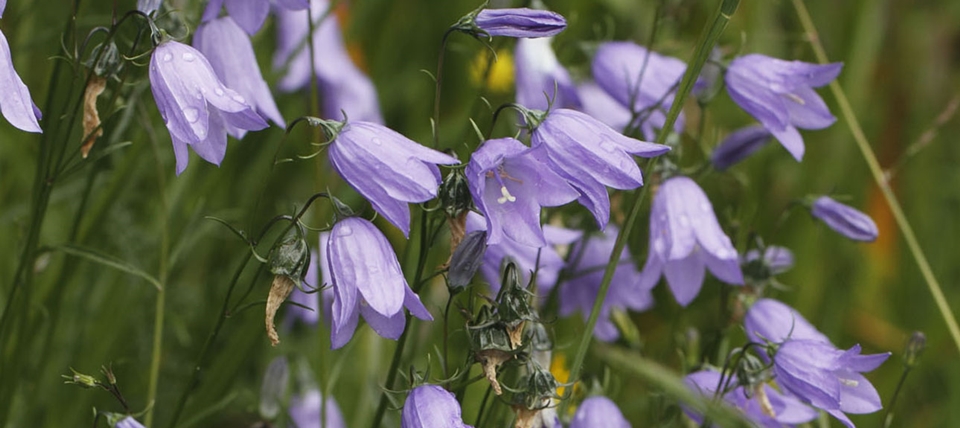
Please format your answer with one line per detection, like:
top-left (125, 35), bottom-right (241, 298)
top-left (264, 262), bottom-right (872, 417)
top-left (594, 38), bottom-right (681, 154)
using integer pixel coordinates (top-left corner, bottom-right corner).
top-left (52, 244), bottom-right (162, 291)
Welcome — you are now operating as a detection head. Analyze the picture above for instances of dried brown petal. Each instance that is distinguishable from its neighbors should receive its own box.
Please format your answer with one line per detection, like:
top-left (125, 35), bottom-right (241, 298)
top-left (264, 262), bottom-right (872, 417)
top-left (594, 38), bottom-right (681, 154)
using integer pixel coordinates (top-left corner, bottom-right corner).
top-left (265, 275), bottom-right (296, 346)
top-left (477, 349), bottom-right (512, 395)
top-left (81, 76), bottom-right (107, 158)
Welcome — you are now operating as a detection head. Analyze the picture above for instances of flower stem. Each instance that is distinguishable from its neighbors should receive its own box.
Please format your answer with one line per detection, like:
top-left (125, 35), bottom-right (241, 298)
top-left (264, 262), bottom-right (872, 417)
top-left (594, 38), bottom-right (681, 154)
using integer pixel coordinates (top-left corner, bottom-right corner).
top-left (557, 0), bottom-right (739, 416)
top-left (790, 0), bottom-right (960, 356)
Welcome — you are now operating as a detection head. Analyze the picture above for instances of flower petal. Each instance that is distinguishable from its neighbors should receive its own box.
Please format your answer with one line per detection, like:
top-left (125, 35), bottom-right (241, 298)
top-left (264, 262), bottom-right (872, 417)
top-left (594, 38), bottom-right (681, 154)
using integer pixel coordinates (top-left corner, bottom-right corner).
top-left (0, 29), bottom-right (41, 133)
top-left (360, 303), bottom-right (405, 340)
top-left (663, 254), bottom-right (706, 306)
top-left (328, 218), bottom-right (405, 317)
top-left (224, 0), bottom-right (270, 34)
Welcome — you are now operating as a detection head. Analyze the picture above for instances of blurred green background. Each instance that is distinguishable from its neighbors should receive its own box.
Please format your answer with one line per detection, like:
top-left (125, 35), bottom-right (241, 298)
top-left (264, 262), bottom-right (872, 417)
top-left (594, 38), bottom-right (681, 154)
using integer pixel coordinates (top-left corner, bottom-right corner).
top-left (0, 0), bottom-right (958, 427)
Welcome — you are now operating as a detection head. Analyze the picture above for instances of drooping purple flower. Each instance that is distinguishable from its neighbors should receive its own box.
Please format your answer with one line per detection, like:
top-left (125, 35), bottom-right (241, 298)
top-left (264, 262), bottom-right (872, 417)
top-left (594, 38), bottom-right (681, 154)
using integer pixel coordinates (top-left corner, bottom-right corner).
top-left (637, 176), bottom-right (743, 306)
top-left (515, 37), bottom-right (580, 111)
top-left (328, 122), bottom-right (459, 236)
top-left (684, 369), bottom-right (818, 427)
top-left (531, 109), bottom-right (670, 229)
top-left (136, 0), bottom-right (161, 15)
top-left (559, 225), bottom-right (653, 341)
top-left (149, 40), bottom-right (268, 174)
top-left (0, 26), bottom-right (42, 133)
top-left (202, 0), bottom-right (270, 35)
top-left (327, 217), bottom-right (433, 349)
top-left (811, 196), bottom-right (878, 242)
top-left (114, 417), bottom-right (147, 428)
top-left (465, 212), bottom-right (581, 297)
top-left (289, 388), bottom-right (347, 428)
top-left (711, 125), bottom-right (773, 170)
top-left (725, 54), bottom-right (842, 161)
top-left (744, 298), bottom-right (830, 345)
top-left (274, 0), bottom-right (383, 123)
top-left (401, 384), bottom-right (473, 428)
top-left (591, 41), bottom-right (689, 140)
top-left (773, 340), bottom-right (889, 427)
top-left (472, 8), bottom-right (566, 39)
top-left (577, 81), bottom-right (632, 132)
top-left (466, 137), bottom-right (579, 247)
top-left (569, 396), bottom-right (630, 428)
top-left (194, 17), bottom-right (284, 137)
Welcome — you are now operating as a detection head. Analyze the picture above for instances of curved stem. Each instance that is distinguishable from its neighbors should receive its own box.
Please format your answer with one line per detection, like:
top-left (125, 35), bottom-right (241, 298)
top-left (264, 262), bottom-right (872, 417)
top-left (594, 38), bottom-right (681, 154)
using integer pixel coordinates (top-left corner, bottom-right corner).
top-left (790, 0), bottom-right (960, 356)
top-left (432, 29), bottom-right (455, 148)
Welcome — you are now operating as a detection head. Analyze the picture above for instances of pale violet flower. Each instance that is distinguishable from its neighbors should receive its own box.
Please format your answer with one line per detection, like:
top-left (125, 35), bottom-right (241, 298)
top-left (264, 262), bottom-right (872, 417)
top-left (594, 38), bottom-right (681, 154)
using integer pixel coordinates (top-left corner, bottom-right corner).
top-left (684, 369), bottom-right (818, 427)
top-left (0, 21), bottom-right (42, 133)
top-left (711, 125), bottom-right (773, 170)
top-left (194, 16), bottom-right (284, 137)
top-left (569, 396), bottom-right (630, 428)
top-left (811, 196), bottom-right (878, 242)
top-left (289, 388), bottom-right (347, 428)
top-left (401, 384), bottom-right (473, 428)
top-left (472, 8), bottom-right (566, 39)
top-left (725, 54), bottom-right (842, 161)
top-left (114, 417), bottom-right (146, 428)
top-left (149, 40), bottom-right (267, 174)
top-left (637, 176), bottom-right (743, 306)
top-left (515, 37), bottom-right (580, 111)
top-left (327, 217), bottom-right (433, 349)
top-left (577, 81), bottom-right (632, 132)
top-left (466, 137), bottom-right (579, 247)
top-left (531, 109), bottom-right (670, 229)
top-left (328, 121), bottom-right (459, 236)
top-left (202, 0), bottom-right (270, 35)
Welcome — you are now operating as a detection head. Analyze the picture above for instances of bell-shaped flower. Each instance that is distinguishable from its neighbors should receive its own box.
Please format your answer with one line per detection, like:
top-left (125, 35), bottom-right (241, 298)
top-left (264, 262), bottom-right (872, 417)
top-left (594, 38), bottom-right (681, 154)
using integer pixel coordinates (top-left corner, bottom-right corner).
top-left (466, 137), bottom-right (579, 247)
top-left (274, 0), bottom-right (383, 123)
top-left (684, 369), bottom-right (818, 427)
top-left (531, 108), bottom-right (670, 229)
top-left (569, 396), bottom-right (630, 428)
top-left (137, 0), bottom-right (161, 14)
top-left (744, 298), bottom-right (830, 345)
top-left (0, 25), bottom-right (42, 133)
top-left (591, 41), bottom-right (689, 140)
top-left (577, 81), bottom-right (632, 132)
top-left (515, 37), bottom-right (580, 111)
top-left (114, 417), bottom-right (147, 428)
top-left (289, 388), bottom-right (347, 428)
top-left (725, 54), bottom-right (842, 161)
top-left (202, 0), bottom-right (269, 35)
top-left (328, 121), bottom-right (459, 236)
top-left (811, 196), bottom-right (878, 242)
top-left (149, 40), bottom-right (268, 174)
top-left (773, 340), bottom-right (889, 427)
top-left (327, 217), bottom-right (433, 349)
top-left (711, 125), bottom-right (773, 170)
top-left (559, 225), bottom-right (653, 341)
top-left (472, 8), bottom-right (566, 39)
top-left (637, 176), bottom-right (743, 306)
top-left (194, 16), bottom-right (284, 138)
top-left (401, 384), bottom-right (473, 428)
top-left (465, 212), bottom-right (581, 297)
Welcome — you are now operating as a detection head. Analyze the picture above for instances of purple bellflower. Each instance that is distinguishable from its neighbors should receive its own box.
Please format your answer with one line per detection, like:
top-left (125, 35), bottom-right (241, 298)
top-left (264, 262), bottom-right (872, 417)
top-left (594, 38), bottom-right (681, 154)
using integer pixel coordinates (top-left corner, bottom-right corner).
top-left (711, 125), bottom-right (773, 170)
top-left (149, 40), bottom-right (268, 175)
top-left (274, 0), bottom-right (383, 123)
top-left (289, 388), bottom-right (347, 428)
top-left (725, 54), bottom-right (842, 161)
top-left (592, 41), bottom-right (689, 140)
top-left (531, 108), bottom-right (670, 229)
top-left (114, 417), bottom-right (147, 428)
top-left (327, 217), bottom-right (433, 349)
top-left (684, 369), bottom-right (818, 427)
top-left (577, 81), bottom-right (632, 132)
top-left (0, 19), bottom-right (42, 133)
top-left (194, 17), bottom-right (285, 137)
top-left (465, 212), bottom-right (581, 297)
top-left (638, 176), bottom-right (743, 306)
top-left (811, 196), bottom-right (879, 242)
top-left (137, 0), bottom-right (161, 15)
top-left (569, 396), bottom-right (630, 428)
top-left (402, 384), bottom-right (473, 428)
top-left (466, 137), bottom-right (579, 247)
top-left (202, 0), bottom-right (269, 35)
top-left (559, 225), bottom-right (653, 341)
top-left (328, 121), bottom-right (459, 236)
top-left (472, 8), bottom-right (566, 39)
top-left (515, 37), bottom-right (580, 111)
top-left (745, 298), bottom-right (830, 344)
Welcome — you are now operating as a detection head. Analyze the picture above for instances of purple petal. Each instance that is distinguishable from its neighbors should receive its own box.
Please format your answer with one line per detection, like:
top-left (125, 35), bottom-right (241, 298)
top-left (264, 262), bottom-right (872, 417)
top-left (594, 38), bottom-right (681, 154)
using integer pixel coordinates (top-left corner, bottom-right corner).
top-left (745, 298), bottom-right (831, 344)
top-left (663, 254), bottom-right (706, 307)
top-left (0, 30), bottom-right (43, 133)
top-left (289, 389), bottom-right (347, 428)
top-left (570, 396), bottom-right (630, 428)
top-left (785, 86), bottom-right (836, 130)
top-left (329, 276), bottom-right (359, 349)
top-left (224, 0), bottom-right (270, 34)
top-left (514, 37), bottom-right (580, 110)
top-left (577, 81), bottom-right (632, 131)
top-left (835, 371), bottom-right (883, 414)
top-left (711, 125), bottom-right (772, 170)
top-left (770, 125), bottom-right (805, 161)
top-left (189, 109), bottom-right (229, 166)
top-left (401, 385), bottom-right (471, 428)
top-left (276, 0), bottom-right (309, 9)
top-left (473, 8), bottom-right (566, 39)
top-left (811, 196), bottom-right (879, 242)
top-left (404, 286), bottom-right (433, 321)
top-left (360, 303), bottom-right (406, 340)
top-left (328, 218), bottom-right (405, 316)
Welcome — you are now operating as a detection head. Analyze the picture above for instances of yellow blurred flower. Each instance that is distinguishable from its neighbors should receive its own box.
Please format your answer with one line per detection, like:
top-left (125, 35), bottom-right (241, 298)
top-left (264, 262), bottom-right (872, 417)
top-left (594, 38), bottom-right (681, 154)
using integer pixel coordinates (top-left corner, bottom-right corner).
top-left (470, 48), bottom-right (515, 93)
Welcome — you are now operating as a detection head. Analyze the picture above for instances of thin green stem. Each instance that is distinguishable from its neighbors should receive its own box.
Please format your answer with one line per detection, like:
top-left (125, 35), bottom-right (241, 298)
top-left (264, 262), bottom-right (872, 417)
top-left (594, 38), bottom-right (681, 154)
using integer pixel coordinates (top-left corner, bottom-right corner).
top-left (145, 108), bottom-right (171, 427)
top-left (790, 0), bottom-right (960, 356)
top-left (557, 0), bottom-right (739, 416)
top-left (432, 29), bottom-right (455, 148)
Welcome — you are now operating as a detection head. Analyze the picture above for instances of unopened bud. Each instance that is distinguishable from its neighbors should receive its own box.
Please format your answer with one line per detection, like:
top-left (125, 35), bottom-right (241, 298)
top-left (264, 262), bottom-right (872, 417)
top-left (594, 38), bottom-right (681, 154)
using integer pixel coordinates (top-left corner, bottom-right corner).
top-left (447, 230), bottom-right (487, 291)
top-left (903, 331), bottom-right (926, 369)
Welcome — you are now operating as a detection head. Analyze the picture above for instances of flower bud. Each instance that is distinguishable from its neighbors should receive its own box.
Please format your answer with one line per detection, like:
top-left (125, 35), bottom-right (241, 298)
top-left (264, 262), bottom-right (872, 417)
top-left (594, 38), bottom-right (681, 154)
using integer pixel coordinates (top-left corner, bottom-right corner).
top-left (903, 331), bottom-right (926, 369)
top-left (455, 6), bottom-right (566, 40)
top-left (711, 125), bottom-right (773, 170)
top-left (447, 230), bottom-right (487, 291)
top-left (440, 168), bottom-right (472, 219)
top-left (810, 196), bottom-right (879, 242)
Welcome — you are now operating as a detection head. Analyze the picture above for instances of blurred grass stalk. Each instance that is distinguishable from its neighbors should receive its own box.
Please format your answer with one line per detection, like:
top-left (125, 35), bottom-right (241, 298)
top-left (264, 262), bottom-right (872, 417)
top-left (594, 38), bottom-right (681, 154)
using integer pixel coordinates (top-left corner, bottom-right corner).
top-left (790, 0), bottom-right (960, 356)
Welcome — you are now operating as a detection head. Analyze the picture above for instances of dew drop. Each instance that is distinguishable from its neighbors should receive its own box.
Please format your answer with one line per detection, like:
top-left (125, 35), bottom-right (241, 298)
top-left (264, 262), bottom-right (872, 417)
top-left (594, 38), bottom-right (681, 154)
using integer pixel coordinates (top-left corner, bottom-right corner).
top-left (653, 238), bottom-right (665, 254)
top-left (698, 201), bottom-right (711, 212)
top-left (162, 53), bottom-right (173, 62)
top-left (231, 94), bottom-right (246, 103)
top-left (599, 139), bottom-right (616, 152)
top-left (215, 88), bottom-right (224, 96)
top-left (181, 52), bottom-right (196, 62)
top-left (678, 214), bottom-right (690, 227)
top-left (183, 108), bottom-right (199, 123)
top-left (338, 225), bottom-right (354, 237)
top-left (714, 248), bottom-right (729, 259)
top-left (371, 137), bottom-right (383, 146)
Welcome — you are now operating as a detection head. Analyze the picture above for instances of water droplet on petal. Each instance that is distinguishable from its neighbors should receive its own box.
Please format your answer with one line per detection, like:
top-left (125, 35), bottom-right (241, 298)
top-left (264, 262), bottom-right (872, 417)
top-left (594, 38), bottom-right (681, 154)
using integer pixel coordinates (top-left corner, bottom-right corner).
top-left (371, 138), bottom-right (382, 146)
top-left (231, 94), bottom-right (246, 103)
top-left (699, 201), bottom-right (711, 212)
top-left (215, 88), bottom-right (224, 96)
top-left (678, 214), bottom-right (690, 227)
top-left (162, 53), bottom-right (172, 62)
top-left (182, 52), bottom-right (196, 62)
top-left (338, 225), bottom-right (353, 237)
top-left (599, 139), bottom-right (616, 152)
top-left (714, 248), bottom-right (729, 259)
top-left (653, 238), bottom-right (665, 254)
top-left (183, 108), bottom-right (199, 123)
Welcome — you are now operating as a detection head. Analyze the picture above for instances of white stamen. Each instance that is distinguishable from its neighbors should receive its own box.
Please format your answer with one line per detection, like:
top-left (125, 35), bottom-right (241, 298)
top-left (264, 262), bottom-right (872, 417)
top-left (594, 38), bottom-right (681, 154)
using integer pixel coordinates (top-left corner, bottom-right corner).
top-left (839, 378), bottom-right (860, 387)
top-left (497, 186), bottom-right (516, 204)
top-left (785, 92), bottom-right (806, 105)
